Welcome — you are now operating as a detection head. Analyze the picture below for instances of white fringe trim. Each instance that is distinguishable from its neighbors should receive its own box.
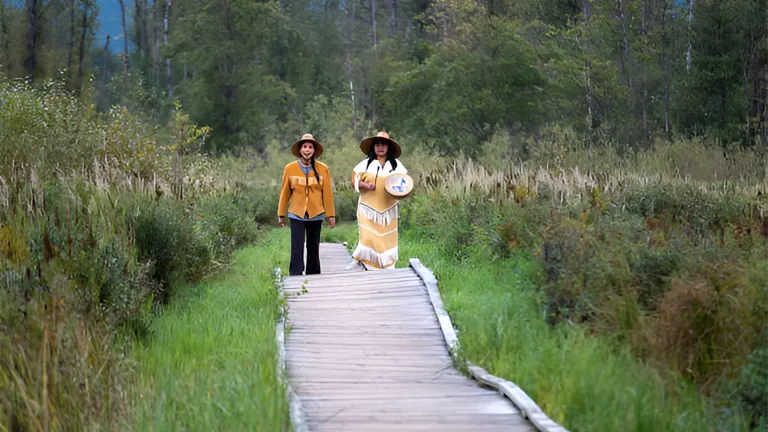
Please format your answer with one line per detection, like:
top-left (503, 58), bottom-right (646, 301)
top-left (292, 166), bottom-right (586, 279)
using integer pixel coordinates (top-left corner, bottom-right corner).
top-left (358, 203), bottom-right (399, 226)
top-left (352, 244), bottom-right (398, 269)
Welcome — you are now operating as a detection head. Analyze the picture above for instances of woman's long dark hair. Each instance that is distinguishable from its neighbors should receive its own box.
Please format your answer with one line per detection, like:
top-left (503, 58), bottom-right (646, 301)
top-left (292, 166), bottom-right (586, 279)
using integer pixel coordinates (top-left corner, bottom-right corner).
top-left (365, 140), bottom-right (398, 172)
top-left (310, 155), bottom-right (320, 183)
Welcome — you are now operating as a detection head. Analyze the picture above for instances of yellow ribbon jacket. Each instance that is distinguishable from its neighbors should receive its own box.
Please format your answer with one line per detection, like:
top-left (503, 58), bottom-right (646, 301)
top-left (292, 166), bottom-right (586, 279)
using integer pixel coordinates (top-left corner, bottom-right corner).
top-left (278, 160), bottom-right (336, 219)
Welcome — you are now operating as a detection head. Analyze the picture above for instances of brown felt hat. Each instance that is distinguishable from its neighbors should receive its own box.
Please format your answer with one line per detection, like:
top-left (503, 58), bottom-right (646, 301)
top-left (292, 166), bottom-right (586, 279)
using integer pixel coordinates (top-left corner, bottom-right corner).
top-left (359, 131), bottom-right (401, 158)
top-left (291, 133), bottom-right (324, 158)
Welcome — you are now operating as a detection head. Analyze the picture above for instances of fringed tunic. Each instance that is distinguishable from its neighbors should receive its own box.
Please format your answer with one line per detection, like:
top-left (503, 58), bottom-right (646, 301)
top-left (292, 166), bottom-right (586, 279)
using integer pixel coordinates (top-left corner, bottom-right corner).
top-left (351, 158), bottom-right (408, 269)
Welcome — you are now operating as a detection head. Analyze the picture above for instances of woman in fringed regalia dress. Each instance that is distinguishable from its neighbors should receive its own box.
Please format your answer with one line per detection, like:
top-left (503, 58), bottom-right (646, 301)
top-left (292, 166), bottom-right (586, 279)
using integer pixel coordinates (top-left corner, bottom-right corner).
top-left (350, 131), bottom-right (407, 270)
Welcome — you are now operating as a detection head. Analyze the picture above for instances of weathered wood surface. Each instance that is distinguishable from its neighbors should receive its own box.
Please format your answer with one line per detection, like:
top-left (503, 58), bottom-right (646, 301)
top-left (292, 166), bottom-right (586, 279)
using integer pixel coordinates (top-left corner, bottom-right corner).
top-left (283, 243), bottom-right (535, 431)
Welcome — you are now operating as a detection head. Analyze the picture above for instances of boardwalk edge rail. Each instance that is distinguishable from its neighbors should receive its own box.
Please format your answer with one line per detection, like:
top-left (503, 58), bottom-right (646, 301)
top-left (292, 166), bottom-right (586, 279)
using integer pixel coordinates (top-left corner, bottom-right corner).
top-left (274, 267), bottom-right (309, 432)
top-left (409, 258), bottom-right (571, 432)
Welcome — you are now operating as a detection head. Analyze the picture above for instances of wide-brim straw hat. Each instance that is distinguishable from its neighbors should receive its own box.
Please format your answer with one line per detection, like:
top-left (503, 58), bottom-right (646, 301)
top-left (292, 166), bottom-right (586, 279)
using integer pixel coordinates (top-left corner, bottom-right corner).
top-left (359, 131), bottom-right (401, 158)
top-left (292, 133), bottom-right (324, 158)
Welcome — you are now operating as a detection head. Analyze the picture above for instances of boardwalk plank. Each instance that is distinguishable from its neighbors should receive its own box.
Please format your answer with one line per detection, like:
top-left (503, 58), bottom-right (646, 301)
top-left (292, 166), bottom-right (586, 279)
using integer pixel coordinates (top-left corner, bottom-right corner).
top-left (284, 243), bottom-right (534, 432)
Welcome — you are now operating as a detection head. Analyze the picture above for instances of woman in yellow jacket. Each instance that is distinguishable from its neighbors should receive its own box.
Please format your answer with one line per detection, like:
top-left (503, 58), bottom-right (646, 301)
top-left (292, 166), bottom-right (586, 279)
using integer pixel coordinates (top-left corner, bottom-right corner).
top-left (278, 134), bottom-right (336, 276)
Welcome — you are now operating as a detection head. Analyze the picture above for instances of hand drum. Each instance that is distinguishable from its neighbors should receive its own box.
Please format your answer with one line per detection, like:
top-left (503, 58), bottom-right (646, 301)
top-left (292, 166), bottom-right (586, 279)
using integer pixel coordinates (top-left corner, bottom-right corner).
top-left (384, 173), bottom-right (414, 198)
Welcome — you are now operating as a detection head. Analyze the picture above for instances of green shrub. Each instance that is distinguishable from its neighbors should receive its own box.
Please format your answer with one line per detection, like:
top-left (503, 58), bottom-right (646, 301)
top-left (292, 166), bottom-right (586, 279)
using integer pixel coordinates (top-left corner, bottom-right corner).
top-left (230, 184), bottom-right (279, 226)
top-left (727, 267), bottom-right (768, 429)
top-left (619, 183), bottom-right (751, 243)
top-left (629, 248), bottom-right (682, 310)
top-left (1, 187), bottom-right (146, 431)
top-left (401, 192), bottom-right (505, 262)
top-left (1, 182), bottom-right (263, 431)
top-left (132, 200), bottom-right (193, 302)
top-left (195, 193), bottom-right (260, 261)
top-left (1, 79), bottom-right (256, 432)
top-left (728, 332), bottom-right (768, 429)
top-left (333, 188), bottom-right (359, 223)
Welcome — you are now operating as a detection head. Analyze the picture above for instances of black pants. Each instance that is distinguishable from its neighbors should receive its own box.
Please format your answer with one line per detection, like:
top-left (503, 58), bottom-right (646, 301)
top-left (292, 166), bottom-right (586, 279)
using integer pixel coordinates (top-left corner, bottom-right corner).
top-left (290, 218), bottom-right (322, 276)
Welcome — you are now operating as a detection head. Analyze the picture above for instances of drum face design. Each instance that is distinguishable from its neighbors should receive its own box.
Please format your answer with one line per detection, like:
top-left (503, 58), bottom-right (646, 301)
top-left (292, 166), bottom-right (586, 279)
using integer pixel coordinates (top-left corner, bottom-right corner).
top-left (385, 174), bottom-right (413, 197)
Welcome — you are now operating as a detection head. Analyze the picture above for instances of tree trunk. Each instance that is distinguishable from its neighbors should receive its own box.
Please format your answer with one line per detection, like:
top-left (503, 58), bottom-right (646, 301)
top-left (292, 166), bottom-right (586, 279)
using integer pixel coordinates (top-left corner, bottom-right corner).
top-left (220, 0), bottom-right (235, 135)
top-left (664, 71), bottom-right (671, 135)
top-left (743, 13), bottom-right (767, 146)
top-left (77, 1), bottom-right (89, 88)
top-left (135, 0), bottom-right (143, 56)
top-left (142, 0), bottom-right (150, 58)
top-left (118, 0), bottom-right (129, 77)
top-left (277, 0), bottom-right (286, 81)
top-left (440, 1), bottom-right (448, 44)
top-left (686, 0), bottom-right (693, 72)
top-left (135, 0), bottom-right (151, 60)
top-left (617, 0), bottom-right (633, 107)
top-left (660, 0), bottom-right (671, 137)
top-left (760, 52), bottom-right (768, 145)
top-left (389, 0), bottom-right (397, 38)
top-left (101, 34), bottom-right (110, 86)
top-left (640, 0), bottom-right (648, 145)
top-left (580, 0), bottom-right (598, 130)
top-left (369, 0), bottom-right (378, 122)
top-left (744, 54), bottom-right (750, 144)
top-left (345, 0), bottom-right (357, 134)
top-left (748, 42), bottom-right (767, 146)
top-left (153, 0), bottom-right (160, 87)
top-left (582, 0), bottom-right (591, 26)
top-left (165, 0), bottom-right (172, 99)
top-left (67, 0), bottom-right (76, 82)
top-left (0, 1), bottom-right (10, 76)
top-left (761, 73), bottom-right (767, 146)
top-left (25, 0), bottom-right (38, 81)
top-left (370, 0), bottom-right (377, 47)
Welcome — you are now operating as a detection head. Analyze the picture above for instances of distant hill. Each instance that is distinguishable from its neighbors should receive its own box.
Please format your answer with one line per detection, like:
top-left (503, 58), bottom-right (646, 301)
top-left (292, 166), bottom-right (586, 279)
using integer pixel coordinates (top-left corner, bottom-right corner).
top-left (96, 0), bottom-right (132, 52)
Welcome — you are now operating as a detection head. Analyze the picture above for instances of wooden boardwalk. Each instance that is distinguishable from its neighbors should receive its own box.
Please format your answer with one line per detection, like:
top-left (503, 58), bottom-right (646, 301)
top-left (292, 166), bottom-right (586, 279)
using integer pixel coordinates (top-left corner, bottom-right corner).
top-left (281, 243), bottom-right (537, 432)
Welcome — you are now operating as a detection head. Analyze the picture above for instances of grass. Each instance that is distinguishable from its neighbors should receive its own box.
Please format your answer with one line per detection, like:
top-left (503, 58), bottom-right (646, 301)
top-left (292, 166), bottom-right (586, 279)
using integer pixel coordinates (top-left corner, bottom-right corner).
top-left (320, 222), bottom-right (358, 247)
top-left (123, 214), bottom-right (753, 432)
top-left (126, 231), bottom-right (292, 431)
top-left (265, 173), bottom-right (763, 430)
top-left (396, 234), bottom-right (750, 431)
top-left (328, 220), bottom-right (720, 429)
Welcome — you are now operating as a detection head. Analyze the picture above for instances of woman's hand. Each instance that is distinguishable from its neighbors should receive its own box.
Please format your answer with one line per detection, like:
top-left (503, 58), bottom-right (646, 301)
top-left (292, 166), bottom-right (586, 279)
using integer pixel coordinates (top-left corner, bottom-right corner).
top-left (328, 217), bottom-right (336, 228)
top-left (278, 217), bottom-right (285, 228)
top-left (358, 173), bottom-right (376, 191)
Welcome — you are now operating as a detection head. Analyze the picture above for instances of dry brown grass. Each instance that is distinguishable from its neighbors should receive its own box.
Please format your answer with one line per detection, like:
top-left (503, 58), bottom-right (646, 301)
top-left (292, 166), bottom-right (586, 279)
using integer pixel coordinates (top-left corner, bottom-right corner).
top-left (649, 263), bottom-right (762, 393)
top-left (1, 293), bottom-right (133, 431)
top-left (434, 156), bottom-right (767, 206)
